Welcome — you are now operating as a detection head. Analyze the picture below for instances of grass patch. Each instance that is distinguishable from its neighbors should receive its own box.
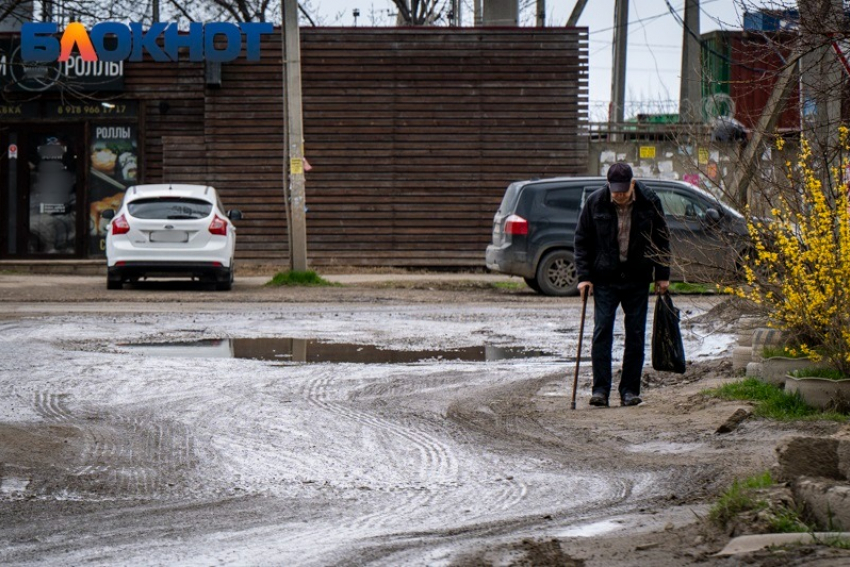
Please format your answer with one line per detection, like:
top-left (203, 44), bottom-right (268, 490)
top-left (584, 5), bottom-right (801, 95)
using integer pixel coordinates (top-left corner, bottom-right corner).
top-left (650, 282), bottom-right (714, 294)
top-left (710, 472), bottom-right (849, 542)
top-left (491, 281), bottom-right (526, 290)
top-left (709, 472), bottom-right (812, 533)
top-left (702, 378), bottom-right (847, 422)
top-left (768, 507), bottom-right (811, 533)
top-left (708, 471), bottom-right (774, 529)
top-left (789, 367), bottom-right (848, 380)
top-left (671, 282), bottom-right (713, 294)
top-left (820, 535), bottom-right (850, 549)
top-left (265, 270), bottom-right (340, 287)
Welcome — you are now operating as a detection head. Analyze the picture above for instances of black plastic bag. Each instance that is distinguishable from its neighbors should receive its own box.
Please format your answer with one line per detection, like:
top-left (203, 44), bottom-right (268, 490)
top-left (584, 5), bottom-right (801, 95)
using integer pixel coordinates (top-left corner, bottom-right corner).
top-left (652, 292), bottom-right (686, 374)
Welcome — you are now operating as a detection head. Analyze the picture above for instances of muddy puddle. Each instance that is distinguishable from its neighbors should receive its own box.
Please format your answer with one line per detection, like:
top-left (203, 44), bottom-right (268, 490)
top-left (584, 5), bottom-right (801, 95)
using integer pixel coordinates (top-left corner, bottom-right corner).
top-left (117, 338), bottom-right (563, 364)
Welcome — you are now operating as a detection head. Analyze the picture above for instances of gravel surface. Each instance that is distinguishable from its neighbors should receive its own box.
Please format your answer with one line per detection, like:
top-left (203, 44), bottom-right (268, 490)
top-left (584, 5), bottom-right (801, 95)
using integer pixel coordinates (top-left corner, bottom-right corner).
top-left (1, 273), bottom-right (848, 566)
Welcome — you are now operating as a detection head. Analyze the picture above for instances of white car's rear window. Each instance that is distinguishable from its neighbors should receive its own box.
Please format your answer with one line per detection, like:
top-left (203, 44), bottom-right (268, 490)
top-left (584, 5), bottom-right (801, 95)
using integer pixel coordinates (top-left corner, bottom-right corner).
top-left (128, 198), bottom-right (213, 220)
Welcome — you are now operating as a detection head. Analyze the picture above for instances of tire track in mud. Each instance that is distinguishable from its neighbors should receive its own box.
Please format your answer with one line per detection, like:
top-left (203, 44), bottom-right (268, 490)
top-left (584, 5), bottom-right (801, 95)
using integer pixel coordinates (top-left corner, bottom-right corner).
top-left (443, 373), bottom-right (643, 517)
top-left (28, 389), bottom-right (200, 501)
top-left (349, 370), bottom-right (538, 524)
top-left (302, 370), bottom-right (460, 532)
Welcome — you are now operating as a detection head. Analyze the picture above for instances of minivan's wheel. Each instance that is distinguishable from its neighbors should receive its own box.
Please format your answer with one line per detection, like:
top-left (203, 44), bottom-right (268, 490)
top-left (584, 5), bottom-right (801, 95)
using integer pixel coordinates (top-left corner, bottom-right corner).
top-left (106, 276), bottom-right (122, 290)
top-left (523, 277), bottom-right (542, 292)
top-left (535, 250), bottom-right (579, 296)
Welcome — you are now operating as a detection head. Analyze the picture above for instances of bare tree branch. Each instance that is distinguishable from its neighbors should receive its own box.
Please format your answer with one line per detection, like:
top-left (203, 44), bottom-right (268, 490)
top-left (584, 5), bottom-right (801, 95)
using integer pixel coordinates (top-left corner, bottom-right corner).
top-left (390, 0), bottom-right (448, 26)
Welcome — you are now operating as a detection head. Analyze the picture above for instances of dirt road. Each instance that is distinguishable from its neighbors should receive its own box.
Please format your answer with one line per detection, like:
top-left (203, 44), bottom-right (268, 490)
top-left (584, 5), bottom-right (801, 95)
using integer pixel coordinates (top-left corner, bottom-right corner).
top-left (0, 274), bottom-right (845, 566)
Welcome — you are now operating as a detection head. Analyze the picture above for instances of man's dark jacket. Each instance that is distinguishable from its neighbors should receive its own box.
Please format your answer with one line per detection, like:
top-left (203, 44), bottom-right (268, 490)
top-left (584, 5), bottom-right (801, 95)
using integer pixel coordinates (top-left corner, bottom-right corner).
top-left (574, 181), bottom-right (671, 285)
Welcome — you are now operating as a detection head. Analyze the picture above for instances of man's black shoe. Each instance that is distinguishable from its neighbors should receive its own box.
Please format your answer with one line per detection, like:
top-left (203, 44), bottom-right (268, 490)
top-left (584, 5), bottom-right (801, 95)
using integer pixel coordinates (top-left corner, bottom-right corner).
top-left (621, 392), bottom-right (643, 406)
top-left (589, 394), bottom-right (609, 407)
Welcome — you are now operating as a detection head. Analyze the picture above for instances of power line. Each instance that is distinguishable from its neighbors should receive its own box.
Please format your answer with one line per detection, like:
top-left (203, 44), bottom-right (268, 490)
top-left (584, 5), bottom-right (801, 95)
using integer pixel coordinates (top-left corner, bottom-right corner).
top-left (663, 0), bottom-right (778, 74)
top-left (632, 0), bottom-right (674, 107)
top-left (588, 0), bottom-right (727, 36)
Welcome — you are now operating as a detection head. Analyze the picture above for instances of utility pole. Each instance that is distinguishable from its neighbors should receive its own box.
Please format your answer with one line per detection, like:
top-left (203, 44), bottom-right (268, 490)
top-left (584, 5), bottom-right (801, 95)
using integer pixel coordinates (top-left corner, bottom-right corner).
top-left (536, 0), bottom-right (545, 27)
top-left (566, 0), bottom-right (589, 27)
top-left (152, 0), bottom-right (160, 22)
top-left (609, 0), bottom-right (628, 139)
top-left (798, 0), bottom-right (844, 191)
top-left (474, 0), bottom-right (482, 26)
top-left (679, 0), bottom-right (701, 123)
top-left (282, 0), bottom-right (308, 271)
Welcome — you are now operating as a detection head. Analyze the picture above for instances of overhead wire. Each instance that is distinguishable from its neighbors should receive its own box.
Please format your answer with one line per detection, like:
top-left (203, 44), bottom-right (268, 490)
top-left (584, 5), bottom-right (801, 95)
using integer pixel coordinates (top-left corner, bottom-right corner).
top-left (663, 0), bottom-right (779, 73)
top-left (632, 0), bottom-right (675, 104)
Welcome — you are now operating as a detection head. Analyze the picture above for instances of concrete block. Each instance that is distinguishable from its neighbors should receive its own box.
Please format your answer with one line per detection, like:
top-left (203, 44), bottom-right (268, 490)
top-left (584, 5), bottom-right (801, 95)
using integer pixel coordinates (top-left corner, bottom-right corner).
top-left (793, 478), bottom-right (850, 531)
top-left (716, 532), bottom-right (850, 555)
top-left (838, 439), bottom-right (850, 480)
top-left (776, 437), bottom-right (842, 482)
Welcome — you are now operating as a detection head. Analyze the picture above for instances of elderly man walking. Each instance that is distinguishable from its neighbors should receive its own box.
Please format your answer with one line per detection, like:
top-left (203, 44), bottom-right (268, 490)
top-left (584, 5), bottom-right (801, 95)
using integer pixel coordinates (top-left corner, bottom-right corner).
top-left (574, 162), bottom-right (671, 407)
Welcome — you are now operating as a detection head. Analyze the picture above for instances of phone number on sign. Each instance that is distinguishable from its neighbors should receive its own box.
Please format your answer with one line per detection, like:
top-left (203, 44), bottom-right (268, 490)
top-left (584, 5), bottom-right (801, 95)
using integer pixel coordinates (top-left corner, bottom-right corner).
top-left (56, 104), bottom-right (128, 116)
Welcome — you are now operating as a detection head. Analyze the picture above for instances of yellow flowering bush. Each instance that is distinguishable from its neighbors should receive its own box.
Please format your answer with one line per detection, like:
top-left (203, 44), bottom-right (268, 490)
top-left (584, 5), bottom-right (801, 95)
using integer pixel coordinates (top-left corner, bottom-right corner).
top-left (737, 133), bottom-right (850, 376)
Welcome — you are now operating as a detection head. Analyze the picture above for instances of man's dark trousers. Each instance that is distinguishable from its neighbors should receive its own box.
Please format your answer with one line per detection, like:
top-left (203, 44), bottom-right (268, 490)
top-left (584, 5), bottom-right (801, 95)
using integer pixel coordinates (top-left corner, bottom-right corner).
top-left (591, 281), bottom-right (649, 400)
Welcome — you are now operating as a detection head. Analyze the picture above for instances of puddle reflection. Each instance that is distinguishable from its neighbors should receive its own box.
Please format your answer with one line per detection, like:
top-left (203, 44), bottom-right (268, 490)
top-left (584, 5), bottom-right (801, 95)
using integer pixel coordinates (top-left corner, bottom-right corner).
top-left (118, 338), bottom-right (556, 364)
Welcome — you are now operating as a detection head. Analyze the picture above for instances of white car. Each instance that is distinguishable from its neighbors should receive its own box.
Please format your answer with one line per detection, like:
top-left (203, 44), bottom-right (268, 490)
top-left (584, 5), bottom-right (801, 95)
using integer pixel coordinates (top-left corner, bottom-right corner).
top-left (103, 184), bottom-right (242, 291)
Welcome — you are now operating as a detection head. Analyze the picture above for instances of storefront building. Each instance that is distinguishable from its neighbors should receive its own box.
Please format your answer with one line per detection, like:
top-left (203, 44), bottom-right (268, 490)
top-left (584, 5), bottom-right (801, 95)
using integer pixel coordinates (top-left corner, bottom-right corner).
top-left (1, 36), bottom-right (139, 259)
top-left (1, 28), bottom-right (588, 268)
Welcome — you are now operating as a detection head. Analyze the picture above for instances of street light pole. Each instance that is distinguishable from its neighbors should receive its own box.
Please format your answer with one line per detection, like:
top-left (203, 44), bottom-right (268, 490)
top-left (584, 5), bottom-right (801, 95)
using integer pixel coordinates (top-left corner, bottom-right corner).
top-left (282, 0), bottom-right (309, 271)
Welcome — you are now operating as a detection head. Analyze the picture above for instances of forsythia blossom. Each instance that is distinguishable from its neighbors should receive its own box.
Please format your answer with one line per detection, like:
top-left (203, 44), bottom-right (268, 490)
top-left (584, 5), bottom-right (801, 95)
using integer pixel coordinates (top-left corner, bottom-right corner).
top-left (738, 136), bottom-right (850, 376)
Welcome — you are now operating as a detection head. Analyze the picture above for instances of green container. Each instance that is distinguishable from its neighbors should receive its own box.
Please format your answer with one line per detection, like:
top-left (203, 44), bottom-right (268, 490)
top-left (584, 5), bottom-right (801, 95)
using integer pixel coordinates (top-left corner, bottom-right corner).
top-left (702, 31), bottom-right (731, 98)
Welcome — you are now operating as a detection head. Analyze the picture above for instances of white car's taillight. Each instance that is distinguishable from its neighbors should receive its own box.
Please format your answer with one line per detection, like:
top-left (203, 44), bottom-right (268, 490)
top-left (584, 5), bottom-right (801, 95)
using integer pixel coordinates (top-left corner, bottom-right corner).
top-left (209, 215), bottom-right (228, 236)
top-left (504, 214), bottom-right (528, 236)
top-left (112, 214), bottom-right (130, 235)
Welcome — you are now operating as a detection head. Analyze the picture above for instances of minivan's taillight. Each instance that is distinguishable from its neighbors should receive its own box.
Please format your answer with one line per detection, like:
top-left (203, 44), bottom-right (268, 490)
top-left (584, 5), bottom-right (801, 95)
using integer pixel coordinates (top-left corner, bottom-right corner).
top-left (504, 214), bottom-right (528, 236)
top-left (209, 215), bottom-right (228, 236)
top-left (112, 214), bottom-right (130, 235)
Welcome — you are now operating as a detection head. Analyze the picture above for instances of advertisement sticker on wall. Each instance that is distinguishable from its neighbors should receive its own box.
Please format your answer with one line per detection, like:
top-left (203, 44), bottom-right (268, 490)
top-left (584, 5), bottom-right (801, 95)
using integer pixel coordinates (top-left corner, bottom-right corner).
top-left (88, 124), bottom-right (137, 255)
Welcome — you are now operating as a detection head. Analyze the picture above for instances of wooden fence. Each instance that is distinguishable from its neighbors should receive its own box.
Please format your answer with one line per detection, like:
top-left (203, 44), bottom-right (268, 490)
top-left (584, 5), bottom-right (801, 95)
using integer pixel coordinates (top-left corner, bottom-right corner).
top-left (136, 27), bottom-right (589, 267)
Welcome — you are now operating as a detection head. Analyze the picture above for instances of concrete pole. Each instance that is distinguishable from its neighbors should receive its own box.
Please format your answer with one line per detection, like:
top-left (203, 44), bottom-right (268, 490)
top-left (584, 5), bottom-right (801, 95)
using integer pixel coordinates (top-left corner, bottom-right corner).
top-left (798, 0), bottom-right (844, 192)
top-left (536, 0), bottom-right (545, 27)
top-left (474, 0), bottom-right (482, 26)
top-left (609, 0), bottom-right (628, 138)
top-left (678, 0), bottom-right (701, 123)
top-left (567, 0), bottom-right (589, 27)
top-left (282, 0), bottom-right (309, 271)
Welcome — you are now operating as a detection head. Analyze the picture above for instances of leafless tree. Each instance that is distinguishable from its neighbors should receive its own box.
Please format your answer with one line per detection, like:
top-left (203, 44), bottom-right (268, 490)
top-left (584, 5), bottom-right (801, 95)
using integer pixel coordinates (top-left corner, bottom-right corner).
top-left (0, 0), bottom-right (340, 26)
top-left (389, 0), bottom-right (449, 26)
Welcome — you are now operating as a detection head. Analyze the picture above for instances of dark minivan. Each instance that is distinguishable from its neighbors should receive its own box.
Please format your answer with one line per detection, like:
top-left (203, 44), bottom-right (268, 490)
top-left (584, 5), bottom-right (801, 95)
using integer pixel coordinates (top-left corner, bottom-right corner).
top-left (485, 177), bottom-right (751, 296)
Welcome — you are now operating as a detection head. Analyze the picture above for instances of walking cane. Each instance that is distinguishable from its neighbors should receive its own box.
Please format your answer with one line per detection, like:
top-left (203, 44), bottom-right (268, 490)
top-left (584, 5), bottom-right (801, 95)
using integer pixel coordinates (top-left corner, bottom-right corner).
top-left (570, 286), bottom-right (589, 410)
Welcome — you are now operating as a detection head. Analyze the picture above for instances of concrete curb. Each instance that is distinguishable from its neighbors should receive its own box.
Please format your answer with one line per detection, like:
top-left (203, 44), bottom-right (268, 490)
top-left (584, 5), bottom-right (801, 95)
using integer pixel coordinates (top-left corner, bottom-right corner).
top-left (716, 532), bottom-right (850, 555)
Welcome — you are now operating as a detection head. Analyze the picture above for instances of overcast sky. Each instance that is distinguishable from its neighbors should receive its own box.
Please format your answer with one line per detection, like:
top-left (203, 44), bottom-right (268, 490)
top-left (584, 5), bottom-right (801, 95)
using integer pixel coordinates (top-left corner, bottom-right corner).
top-left (312, 0), bottom-right (748, 121)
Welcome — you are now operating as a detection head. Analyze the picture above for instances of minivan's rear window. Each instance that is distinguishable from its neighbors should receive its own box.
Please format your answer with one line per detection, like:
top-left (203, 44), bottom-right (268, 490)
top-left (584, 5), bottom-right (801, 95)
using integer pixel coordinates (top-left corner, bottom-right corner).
top-left (128, 198), bottom-right (213, 220)
top-left (544, 187), bottom-right (583, 210)
top-left (498, 182), bottom-right (523, 215)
